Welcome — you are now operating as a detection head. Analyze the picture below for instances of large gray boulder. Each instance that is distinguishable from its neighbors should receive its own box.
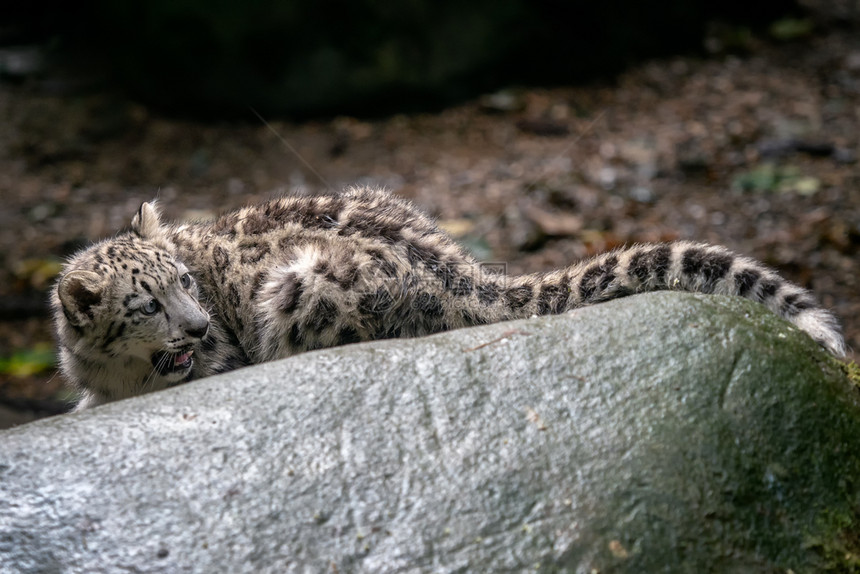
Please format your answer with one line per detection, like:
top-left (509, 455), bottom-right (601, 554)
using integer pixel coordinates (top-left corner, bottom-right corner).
top-left (1, 292), bottom-right (859, 573)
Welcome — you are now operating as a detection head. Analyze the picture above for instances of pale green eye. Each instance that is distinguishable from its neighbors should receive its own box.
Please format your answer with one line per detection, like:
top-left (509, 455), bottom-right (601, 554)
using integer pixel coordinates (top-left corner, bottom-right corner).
top-left (141, 299), bottom-right (161, 315)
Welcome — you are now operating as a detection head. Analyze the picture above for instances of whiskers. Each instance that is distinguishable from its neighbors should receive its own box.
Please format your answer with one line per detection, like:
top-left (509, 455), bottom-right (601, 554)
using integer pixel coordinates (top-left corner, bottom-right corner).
top-left (142, 350), bottom-right (172, 394)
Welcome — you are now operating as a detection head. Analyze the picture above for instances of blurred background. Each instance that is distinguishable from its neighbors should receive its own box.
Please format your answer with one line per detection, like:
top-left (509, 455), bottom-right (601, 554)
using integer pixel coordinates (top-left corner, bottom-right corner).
top-left (1, 0), bottom-right (858, 426)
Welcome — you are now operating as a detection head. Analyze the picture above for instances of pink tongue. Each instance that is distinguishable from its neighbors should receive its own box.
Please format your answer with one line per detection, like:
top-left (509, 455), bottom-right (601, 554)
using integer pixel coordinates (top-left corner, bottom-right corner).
top-left (174, 352), bottom-right (192, 366)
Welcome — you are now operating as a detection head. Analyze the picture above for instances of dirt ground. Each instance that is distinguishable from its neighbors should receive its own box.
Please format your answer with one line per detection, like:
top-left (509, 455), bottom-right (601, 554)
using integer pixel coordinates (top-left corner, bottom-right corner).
top-left (1, 9), bottom-right (858, 427)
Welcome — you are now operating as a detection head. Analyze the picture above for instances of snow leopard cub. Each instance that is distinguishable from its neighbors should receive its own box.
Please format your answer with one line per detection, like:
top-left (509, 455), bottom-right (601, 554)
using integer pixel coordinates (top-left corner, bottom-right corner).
top-left (52, 186), bottom-right (846, 410)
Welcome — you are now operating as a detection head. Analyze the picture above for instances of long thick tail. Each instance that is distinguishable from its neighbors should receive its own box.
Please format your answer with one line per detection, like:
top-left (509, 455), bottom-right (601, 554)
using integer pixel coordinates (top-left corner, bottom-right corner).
top-left (484, 241), bottom-right (845, 356)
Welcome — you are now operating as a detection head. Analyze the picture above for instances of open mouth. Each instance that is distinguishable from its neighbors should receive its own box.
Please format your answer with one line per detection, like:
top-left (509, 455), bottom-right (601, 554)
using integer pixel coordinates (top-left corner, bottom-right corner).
top-left (151, 349), bottom-right (194, 376)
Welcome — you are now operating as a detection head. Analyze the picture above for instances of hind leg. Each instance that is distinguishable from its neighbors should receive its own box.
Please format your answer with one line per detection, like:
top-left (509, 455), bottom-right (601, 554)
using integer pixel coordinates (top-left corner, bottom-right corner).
top-left (251, 242), bottom-right (378, 362)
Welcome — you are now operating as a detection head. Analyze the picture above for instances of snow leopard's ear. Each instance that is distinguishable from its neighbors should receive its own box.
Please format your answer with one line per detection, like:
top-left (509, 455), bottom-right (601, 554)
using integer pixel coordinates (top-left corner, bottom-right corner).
top-left (132, 201), bottom-right (162, 239)
top-left (57, 270), bottom-right (105, 327)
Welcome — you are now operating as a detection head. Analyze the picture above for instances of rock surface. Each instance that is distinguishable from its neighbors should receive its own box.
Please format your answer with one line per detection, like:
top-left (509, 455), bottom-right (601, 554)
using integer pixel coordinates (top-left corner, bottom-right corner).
top-left (1, 292), bottom-right (858, 573)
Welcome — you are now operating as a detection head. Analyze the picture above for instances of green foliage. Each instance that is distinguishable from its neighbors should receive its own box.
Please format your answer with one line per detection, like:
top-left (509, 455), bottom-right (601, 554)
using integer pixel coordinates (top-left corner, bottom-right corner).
top-left (13, 258), bottom-right (63, 290)
top-left (0, 344), bottom-right (56, 377)
top-left (805, 508), bottom-right (860, 573)
top-left (769, 17), bottom-right (814, 41)
top-left (842, 361), bottom-right (860, 390)
top-left (732, 163), bottom-right (820, 195)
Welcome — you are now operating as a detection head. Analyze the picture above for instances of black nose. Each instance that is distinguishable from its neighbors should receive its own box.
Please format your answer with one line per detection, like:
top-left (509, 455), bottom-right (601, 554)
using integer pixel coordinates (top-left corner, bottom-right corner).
top-left (185, 321), bottom-right (210, 339)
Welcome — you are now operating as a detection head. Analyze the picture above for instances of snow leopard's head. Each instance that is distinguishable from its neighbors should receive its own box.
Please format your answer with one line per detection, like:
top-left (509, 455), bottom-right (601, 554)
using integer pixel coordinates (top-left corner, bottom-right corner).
top-left (52, 202), bottom-right (210, 407)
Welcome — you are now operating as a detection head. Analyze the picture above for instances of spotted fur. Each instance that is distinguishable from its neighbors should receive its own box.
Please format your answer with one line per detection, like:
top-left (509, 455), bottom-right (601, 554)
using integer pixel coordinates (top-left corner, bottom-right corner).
top-left (53, 187), bottom-right (846, 410)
